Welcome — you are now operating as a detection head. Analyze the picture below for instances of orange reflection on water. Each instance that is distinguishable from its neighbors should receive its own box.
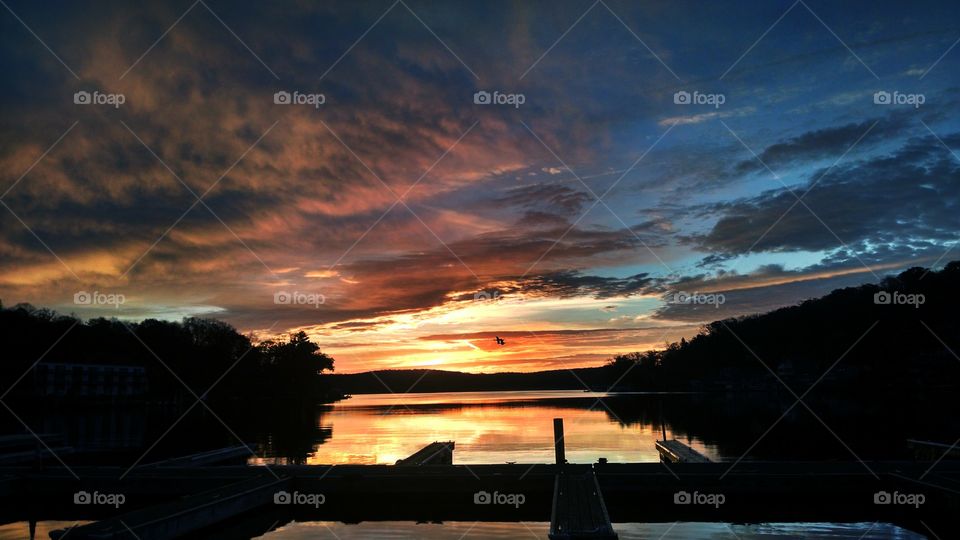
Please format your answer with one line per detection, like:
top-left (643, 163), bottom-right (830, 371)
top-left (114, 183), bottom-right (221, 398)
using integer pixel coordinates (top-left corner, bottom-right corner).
top-left (284, 391), bottom-right (719, 465)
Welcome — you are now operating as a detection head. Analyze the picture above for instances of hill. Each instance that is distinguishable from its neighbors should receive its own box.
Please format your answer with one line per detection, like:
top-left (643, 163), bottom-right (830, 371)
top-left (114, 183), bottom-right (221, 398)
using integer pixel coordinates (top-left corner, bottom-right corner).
top-left (326, 367), bottom-right (613, 394)
top-left (333, 261), bottom-right (960, 393)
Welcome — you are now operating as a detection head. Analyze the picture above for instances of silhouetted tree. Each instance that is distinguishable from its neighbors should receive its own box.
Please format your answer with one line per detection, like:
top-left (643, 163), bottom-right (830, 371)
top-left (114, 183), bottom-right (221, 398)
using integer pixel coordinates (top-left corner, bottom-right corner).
top-left (604, 262), bottom-right (960, 391)
top-left (0, 307), bottom-right (337, 404)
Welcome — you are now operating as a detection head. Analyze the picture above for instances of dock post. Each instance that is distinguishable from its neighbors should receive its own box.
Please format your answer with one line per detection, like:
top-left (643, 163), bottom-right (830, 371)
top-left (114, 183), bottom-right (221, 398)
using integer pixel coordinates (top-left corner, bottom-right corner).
top-left (554, 418), bottom-right (566, 465)
top-left (659, 398), bottom-right (667, 441)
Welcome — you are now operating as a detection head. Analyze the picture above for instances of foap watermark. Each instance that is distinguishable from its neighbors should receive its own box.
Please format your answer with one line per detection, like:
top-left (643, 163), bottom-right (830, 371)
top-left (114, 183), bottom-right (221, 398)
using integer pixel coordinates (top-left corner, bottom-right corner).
top-left (74, 90), bottom-right (125, 108)
top-left (474, 290), bottom-right (502, 302)
top-left (74, 490), bottom-right (126, 508)
top-left (873, 90), bottom-right (925, 108)
top-left (474, 490), bottom-right (526, 508)
top-left (873, 290), bottom-right (925, 308)
top-left (674, 490), bottom-right (725, 508)
top-left (74, 290), bottom-right (125, 309)
top-left (274, 90), bottom-right (326, 108)
top-left (274, 291), bottom-right (325, 308)
top-left (473, 90), bottom-right (526, 108)
top-left (274, 490), bottom-right (325, 508)
top-left (670, 291), bottom-right (725, 308)
top-left (874, 490), bottom-right (925, 508)
top-left (673, 90), bottom-right (725, 109)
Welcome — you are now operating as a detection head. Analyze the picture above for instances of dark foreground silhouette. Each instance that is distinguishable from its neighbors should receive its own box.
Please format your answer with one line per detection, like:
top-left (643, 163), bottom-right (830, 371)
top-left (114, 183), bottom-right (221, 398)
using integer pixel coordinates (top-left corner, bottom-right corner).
top-left (0, 309), bottom-right (337, 404)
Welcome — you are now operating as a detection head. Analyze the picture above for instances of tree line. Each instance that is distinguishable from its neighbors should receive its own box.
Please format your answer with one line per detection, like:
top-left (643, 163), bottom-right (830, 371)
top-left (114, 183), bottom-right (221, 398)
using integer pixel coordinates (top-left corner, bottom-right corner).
top-left (0, 305), bottom-right (336, 403)
top-left (605, 262), bottom-right (960, 391)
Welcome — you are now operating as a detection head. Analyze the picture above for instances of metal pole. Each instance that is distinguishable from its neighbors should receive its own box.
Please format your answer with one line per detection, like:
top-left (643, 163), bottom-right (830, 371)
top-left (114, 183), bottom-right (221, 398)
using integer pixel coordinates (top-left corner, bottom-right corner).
top-left (553, 418), bottom-right (566, 465)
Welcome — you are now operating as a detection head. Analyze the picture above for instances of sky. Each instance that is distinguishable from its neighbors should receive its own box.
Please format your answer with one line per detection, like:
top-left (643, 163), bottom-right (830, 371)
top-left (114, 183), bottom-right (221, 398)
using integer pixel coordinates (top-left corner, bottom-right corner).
top-left (1, 0), bottom-right (958, 373)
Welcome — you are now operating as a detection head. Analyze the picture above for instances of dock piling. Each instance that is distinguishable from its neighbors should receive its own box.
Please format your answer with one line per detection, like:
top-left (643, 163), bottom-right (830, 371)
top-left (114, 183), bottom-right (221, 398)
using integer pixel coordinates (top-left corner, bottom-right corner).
top-left (554, 418), bottom-right (565, 465)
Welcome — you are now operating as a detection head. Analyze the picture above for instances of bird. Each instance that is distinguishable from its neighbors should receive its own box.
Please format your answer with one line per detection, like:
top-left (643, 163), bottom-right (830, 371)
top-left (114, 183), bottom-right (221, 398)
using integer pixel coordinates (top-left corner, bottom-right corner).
top-left (495, 336), bottom-right (505, 345)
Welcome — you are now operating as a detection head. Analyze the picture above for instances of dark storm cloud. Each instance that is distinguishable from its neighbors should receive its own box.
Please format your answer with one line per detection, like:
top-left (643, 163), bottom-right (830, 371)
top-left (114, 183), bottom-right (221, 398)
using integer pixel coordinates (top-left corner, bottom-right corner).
top-left (498, 183), bottom-right (594, 214)
top-left (732, 114), bottom-right (914, 176)
top-left (516, 271), bottom-right (655, 299)
top-left (652, 267), bottom-right (878, 322)
top-left (692, 132), bottom-right (960, 256)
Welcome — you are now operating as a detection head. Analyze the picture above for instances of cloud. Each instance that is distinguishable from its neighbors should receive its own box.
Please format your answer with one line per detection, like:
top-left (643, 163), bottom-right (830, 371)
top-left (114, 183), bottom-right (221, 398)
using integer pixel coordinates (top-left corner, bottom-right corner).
top-left (658, 107), bottom-right (755, 127)
top-left (732, 114), bottom-right (913, 176)
top-left (2, 0), bottom-right (959, 374)
top-left (498, 183), bottom-right (594, 214)
top-left (692, 132), bottom-right (960, 256)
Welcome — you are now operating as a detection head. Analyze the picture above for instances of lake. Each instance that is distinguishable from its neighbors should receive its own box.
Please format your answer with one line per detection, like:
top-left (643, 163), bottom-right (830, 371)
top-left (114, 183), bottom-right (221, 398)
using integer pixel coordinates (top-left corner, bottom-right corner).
top-left (239, 390), bottom-right (923, 539)
top-left (249, 391), bottom-right (721, 465)
top-left (257, 521), bottom-right (923, 539)
top-left (1, 389), bottom-right (941, 539)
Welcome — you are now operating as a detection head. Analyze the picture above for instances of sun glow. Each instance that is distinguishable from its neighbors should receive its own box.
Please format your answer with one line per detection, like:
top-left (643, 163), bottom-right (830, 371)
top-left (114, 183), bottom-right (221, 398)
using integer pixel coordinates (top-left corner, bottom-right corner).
top-left (289, 292), bottom-right (693, 373)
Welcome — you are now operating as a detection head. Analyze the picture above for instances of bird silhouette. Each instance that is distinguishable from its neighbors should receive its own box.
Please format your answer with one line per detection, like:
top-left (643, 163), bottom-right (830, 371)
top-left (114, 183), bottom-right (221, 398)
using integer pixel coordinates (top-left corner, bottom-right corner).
top-left (495, 336), bottom-right (505, 345)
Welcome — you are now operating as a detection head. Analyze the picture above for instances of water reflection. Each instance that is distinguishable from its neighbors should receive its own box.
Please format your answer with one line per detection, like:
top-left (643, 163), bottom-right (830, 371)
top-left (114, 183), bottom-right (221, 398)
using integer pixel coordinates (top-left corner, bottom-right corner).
top-left (255, 521), bottom-right (925, 539)
top-left (2, 391), bottom-right (944, 540)
top-left (7, 389), bottom-right (948, 467)
top-left (248, 387), bottom-right (952, 465)
top-left (0, 520), bottom-right (925, 540)
top-left (250, 391), bottom-right (719, 465)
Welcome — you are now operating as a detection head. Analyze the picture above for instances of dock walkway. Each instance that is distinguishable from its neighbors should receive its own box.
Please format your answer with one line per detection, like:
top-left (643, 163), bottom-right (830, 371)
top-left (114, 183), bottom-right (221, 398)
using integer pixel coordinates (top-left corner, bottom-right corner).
top-left (549, 469), bottom-right (618, 540)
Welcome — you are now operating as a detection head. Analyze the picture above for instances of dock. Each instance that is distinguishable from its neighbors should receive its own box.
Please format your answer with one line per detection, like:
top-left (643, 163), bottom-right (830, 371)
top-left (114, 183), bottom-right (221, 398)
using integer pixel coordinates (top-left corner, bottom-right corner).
top-left (549, 418), bottom-right (617, 540)
top-left (907, 439), bottom-right (960, 461)
top-left (549, 470), bottom-right (618, 540)
top-left (50, 475), bottom-right (289, 540)
top-left (395, 441), bottom-right (455, 466)
top-left (3, 461), bottom-right (959, 538)
top-left (9, 460), bottom-right (960, 538)
top-left (0, 434), bottom-right (72, 466)
top-left (139, 445), bottom-right (254, 468)
top-left (0, 424), bottom-right (955, 539)
top-left (655, 439), bottom-right (712, 463)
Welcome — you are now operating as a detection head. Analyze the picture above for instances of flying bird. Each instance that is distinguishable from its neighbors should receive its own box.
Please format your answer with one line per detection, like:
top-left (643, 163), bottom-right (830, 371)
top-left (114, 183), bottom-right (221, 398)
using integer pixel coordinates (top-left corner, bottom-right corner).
top-left (495, 336), bottom-right (505, 345)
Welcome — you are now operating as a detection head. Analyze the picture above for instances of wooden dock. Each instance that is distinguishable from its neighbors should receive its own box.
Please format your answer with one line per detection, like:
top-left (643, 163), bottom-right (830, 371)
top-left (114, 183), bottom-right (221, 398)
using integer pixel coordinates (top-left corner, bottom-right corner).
top-left (548, 418), bottom-right (617, 539)
top-left (0, 425), bottom-right (956, 539)
top-left (0, 434), bottom-right (72, 466)
top-left (50, 475), bottom-right (289, 540)
top-left (139, 445), bottom-right (253, 468)
top-left (549, 470), bottom-right (618, 540)
top-left (655, 439), bottom-right (712, 463)
top-left (4, 460), bottom-right (959, 539)
top-left (395, 441), bottom-right (455, 466)
top-left (907, 439), bottom-right (960, 461)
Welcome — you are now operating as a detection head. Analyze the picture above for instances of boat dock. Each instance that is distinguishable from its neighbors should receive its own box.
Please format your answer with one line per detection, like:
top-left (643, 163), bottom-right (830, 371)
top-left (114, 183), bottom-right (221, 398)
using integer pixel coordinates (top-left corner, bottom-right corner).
top-left (549, 469), bottom-right (618, 540)
top-left (0, 419), bottom-right (957, 539)
top-left (395, 441), bottom-right (455, 466)
top-left (655, 439), bottom-right (712, 463)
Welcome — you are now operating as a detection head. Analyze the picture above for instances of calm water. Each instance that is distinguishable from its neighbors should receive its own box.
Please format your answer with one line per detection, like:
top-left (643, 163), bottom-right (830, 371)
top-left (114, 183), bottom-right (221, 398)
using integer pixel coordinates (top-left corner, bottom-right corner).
top-left (231, 390), bottom-right (922, 539)
top-left (255, 521), bottom-right (925, 539)
top-left (2, 390), bottom-right (943, 539)
top-left (249, 391), bottom-right (721, 465)
top-left (0, 520), bottom-right (926, 540)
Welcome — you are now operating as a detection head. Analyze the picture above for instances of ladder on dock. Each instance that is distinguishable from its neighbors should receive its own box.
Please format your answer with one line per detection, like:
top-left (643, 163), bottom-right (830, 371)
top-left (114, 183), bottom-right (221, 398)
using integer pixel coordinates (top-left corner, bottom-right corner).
top-left (395, 441), bottom-right (455, 465)
top-left (655, 439), bottom-right (711, 463)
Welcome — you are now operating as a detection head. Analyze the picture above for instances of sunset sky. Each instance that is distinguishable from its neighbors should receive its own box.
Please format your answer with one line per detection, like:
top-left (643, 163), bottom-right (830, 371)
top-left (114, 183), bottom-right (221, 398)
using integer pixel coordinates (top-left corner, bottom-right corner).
top-left (1, 0), bottom-right (958, 372)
